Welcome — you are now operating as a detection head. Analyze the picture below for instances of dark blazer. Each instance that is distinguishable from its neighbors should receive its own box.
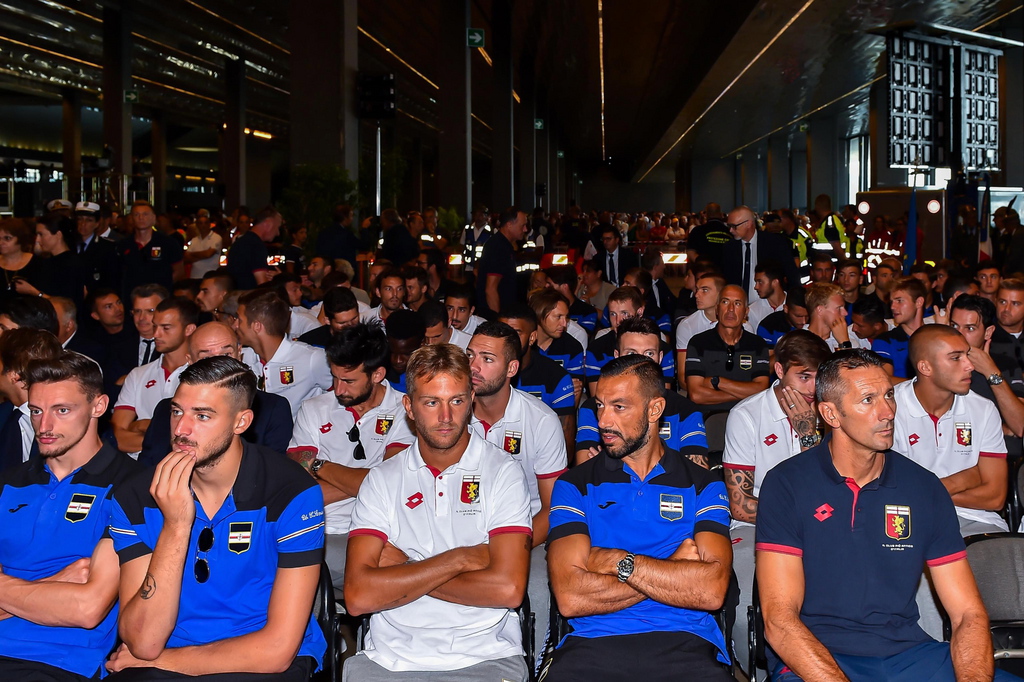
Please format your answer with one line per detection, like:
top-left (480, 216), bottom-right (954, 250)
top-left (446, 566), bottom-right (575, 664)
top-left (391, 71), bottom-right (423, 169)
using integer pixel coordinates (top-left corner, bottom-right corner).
top-left (138, 390), bottom-right (293, 466)
top-left (600, 248), bottom-right (639, 286)
top-left (79, 236), bottom-right (121, 296)
top-left (723, 231), bottom-right (801, 293)
top-left (649, 279), bottom-right (676, 317)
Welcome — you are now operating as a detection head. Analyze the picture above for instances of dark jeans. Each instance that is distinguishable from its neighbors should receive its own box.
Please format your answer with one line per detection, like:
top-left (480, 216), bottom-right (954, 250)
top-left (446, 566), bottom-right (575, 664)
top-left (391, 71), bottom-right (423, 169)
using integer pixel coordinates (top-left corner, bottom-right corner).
top-left (0, 655), bottom-right (94, 682)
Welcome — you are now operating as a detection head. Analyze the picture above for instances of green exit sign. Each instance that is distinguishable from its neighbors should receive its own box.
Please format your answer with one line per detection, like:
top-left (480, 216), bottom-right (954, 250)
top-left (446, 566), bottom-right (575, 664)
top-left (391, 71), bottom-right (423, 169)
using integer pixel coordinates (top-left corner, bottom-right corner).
top-left (534, 118), bottom-right (544, 130)
top-left (557, 150), bottom-right (564, 159)
top-left (466, 28), bottom-right (485, 48)
top-left (123, 89), bottom-right (139, 104)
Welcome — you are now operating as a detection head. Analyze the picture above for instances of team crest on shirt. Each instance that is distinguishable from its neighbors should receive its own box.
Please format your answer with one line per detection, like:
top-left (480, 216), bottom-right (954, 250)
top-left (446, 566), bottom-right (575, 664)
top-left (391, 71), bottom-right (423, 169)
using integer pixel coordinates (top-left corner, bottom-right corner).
top-left (65, 493), bottom-right (95, 523)
top-left (659, 494), bottom-right (683, 521)
top-left (279, 366), bottom-right (295, 385)
top-left (503, 431), bottom-right (522, 455)
top-left (885, 505), bottom-right (912, 540)
top-left (375, 416), bottom-right (394, 435)
top-left (956, 423), bottom-right (972, 447)
top-left (658, 422), bottom-right (672, 439)
top-left (461, 475), bottom-right (481, 504)
top-left (150, 246), bottom-right (161, 258)
top-left (739, 355), bottom-right (753, 370)
top-left (228, 521), bottom-right (253, 554)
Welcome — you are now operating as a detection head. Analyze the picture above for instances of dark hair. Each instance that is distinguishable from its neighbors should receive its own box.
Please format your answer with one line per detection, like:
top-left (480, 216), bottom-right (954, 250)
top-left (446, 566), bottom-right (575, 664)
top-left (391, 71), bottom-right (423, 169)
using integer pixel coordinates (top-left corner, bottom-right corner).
top-left (472, 320), bottom-right (522, 363)
top-left (616, 315), bottom-right (661, 340)
top-left (640, 247), bottom-right (663, 272)
top-left (598, 224), bottom-right (620, 242)
top-left (200, 272), bottom-right (235, 292)
top-left (529, 288), bottom-right (569, 322)
top-left (420, 248), bottom-right (447, 273)
top-left (444, 282), bottom-right (475, 307)
top-left (582, 259), bottom-right (604, 275)
top-left (323, 287), bottom-right (358, 317)
top-left (36, 214), bottom-right (75, 249)
top-left (607, 286), bottom-right (644, 310)
top-left (815, 349), bottom-right (886, 405)
top-left (785, 287), bottom-right (807, 311)
top-left (975, 262), bottom-right (1001, 276)
top-left (835, 259), bottom-right (861, 274)
top-left (891, 276), bottom-right (927, 302)
top-left (498, 303), bottom-right (537, 327)
top-left (0, 327), bottom-right (62, 379)
top-left (775, 329), bottom-right (832, 374)
top-left (951, 294), bottom-right (996, 328)
top-left (333, 204), bottom-right (353, 223)
top-left (417, 300), bottom-right (449, 328)
top-left (238, 290), bottom-right (289, 337)
top-left (325, 322), bottom-right (389, 374)
top-left (545, 264), bottom-right (578, 290)
top-left (178, 356), bottom-right (256, 411)
top-left (909, 263), bottom-right (934, 283)
top-left (24, 350), bottom-right (103, 400)
top-left (851, 295), bottom-right (886, 324)
top-left (1, 295), bottom-right (59, 336)
top-left (0, 217), bottom-right (34, 249)
top-left (497, 206), bottom-right (522, 230)
top-left (130, 283), bottom-right (170, 306)
top-left (402, 265), bottom-right (429, 288)
top-left (384, 309), bottom-right (426, 342)
top-left (754, 258), bottom-right (786, 286)
top-left (155, 297), bottom-right (201, 328)
top-left (374, 266), bottom-right (404, 292)
top-left (809, 250), bottom-right (834, 266)
top-left (623, 268), bottom-right (652, 294)
top-left (320, 270), bottom-right (350, 291)
top-left (86, 288), bottom-right (121, 314)
top-left (689, 257), bottom-right (720, 281)
top-left (599, 354), bottom-right (663, 402)
top-left (172, 279), bottom-right (201, 299)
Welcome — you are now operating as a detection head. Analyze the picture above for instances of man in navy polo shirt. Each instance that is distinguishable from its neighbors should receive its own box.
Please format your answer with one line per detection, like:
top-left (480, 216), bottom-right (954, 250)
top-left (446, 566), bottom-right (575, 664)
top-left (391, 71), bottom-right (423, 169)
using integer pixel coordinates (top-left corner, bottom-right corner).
top-left (0, 351), bottom-right (137, 681)
top-left (756, 349), bottom-right (1005, 682)
top-left (546, 355), bottom-right (733, 681)
top-left (587, 287), bottom-right (675, 391)
top-left (117, 201), bottom-right (184, 304)
top-left (106, 357), bottom-right (326, 680)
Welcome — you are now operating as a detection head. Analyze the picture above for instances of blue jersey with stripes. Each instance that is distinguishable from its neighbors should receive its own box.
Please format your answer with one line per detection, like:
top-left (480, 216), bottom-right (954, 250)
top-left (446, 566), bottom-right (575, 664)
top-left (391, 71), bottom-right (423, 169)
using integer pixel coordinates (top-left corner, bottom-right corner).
top-left (513, 351), bottom-right (576, 416)
top-left (576, 389), bottom-right (707, 457)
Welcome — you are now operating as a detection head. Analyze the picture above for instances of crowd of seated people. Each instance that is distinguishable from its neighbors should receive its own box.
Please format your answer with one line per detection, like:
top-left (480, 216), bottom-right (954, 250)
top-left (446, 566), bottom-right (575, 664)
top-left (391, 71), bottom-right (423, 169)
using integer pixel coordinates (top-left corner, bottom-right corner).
top-left (0, 195), bottom-right (1022, 682)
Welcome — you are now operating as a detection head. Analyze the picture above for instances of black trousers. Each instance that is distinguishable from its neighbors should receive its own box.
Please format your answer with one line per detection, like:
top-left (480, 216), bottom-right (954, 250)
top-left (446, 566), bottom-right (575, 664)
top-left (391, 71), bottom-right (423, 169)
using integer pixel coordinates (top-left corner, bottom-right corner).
top-left (541, 631), bottom-right (734, 682)
top-left (106, 657), bottom-right (314, 681)
top-left (0, 655), bottom-right (94, 682)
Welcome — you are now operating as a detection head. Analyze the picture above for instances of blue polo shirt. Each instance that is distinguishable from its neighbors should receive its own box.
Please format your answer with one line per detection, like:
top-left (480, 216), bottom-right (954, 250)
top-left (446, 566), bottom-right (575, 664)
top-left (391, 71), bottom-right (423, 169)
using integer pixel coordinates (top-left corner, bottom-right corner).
top-left (576, 390), bottom-right (707, 457)
top-left (586, 331), bottom-right (675, 383)
top-left (0, 445), bottom-right (138, 677)
top-left (109, 442), bottom-right (327, 669)
top-left (569, 298), bottom-right (599, 334)
top-left (539, 334), bottom-right (586, 382)
top-left (756, 441), bottom-right (966, 658)
top-left (548, 447), bottom-right (731, 663)
top-left (756, 311), bottom-right (796, 348)
top-left (513, 351), bottom-right (575, 417)
top-left (871, 326), bottom-right (912, 378)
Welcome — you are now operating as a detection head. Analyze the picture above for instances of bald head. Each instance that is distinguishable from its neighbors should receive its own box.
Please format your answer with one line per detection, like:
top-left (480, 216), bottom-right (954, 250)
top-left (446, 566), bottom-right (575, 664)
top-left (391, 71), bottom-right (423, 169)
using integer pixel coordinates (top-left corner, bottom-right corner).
top-left (187, 321), bottom-right (241, 362)
top-left (727, 206), bottom-right (757, 241)
top-left (909, 324), bottom-right (975, 395)
top-left (717, 284), bottom-right (749, 330)
top-left (908, 324), bottom-right (964, 369)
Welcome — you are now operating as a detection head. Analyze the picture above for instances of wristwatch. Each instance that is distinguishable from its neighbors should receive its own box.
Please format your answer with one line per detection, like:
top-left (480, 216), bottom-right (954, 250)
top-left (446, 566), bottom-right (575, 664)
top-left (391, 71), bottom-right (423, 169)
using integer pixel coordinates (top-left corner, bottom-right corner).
top-left (988, 373), bottom-right (1005, 386)
top-left (710, 376), bottom-right (721, 391)
top-left (799, 434), bottom-right (820, 449)
top-left (837, 341), bottom-right (853, 349)
top-left (616, 552), bottom-right (636, 583)
top-left (310, 459), bottom-right (326, 478)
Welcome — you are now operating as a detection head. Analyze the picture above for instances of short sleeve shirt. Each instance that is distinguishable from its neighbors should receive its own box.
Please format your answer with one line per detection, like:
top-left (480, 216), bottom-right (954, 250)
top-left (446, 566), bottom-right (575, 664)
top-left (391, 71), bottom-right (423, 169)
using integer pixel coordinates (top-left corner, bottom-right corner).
top-left (756, 443), bottom-right (966, 657)
top-left (474, 232), bottom-right (517, 317)
top-left (348, 436), bottom-right (533, 672)
top-left (569, 298), bottom-right (599, 334)
top-left (587, 331), bottom-right (675, 383)
top-left (109, 442), bottom-right (327, 666)
top-left (576, 389), bottom-right (708, 458)
top-left (513, 352), bottom-right (575, 416)
top-left (548, 447), bottom-right (731, 663)
top-left (872, 326), bottom-right (912, 378)
top-left (685, 329), bottom-right (769, 389)
top-left (756, 310), bottom-right (796, 348)
top-left (117, 231), bottom-right (183, 298)
top-left (0, 446), bottom-right (137, 677)
top-left (226, 230), bottom-right (269, 290)
top-left (538, 335), bottom-right (586, 381)
top-left (186, 231), bottom-right (223, 278)
top-left (113, 359), bottom-right (183, 420)
top-left (258, 338), bottom-right (333, 417)
top-left (675, 310), bottom-right (716, 353)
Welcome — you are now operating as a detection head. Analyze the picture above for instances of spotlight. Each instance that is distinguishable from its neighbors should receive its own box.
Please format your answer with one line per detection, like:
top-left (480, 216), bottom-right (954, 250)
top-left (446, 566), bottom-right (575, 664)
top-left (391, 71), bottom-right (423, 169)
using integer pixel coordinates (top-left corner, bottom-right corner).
top-left (926, 199), bottom-right (941, 214)
top-left (857, 201), bottom-right (870, 214)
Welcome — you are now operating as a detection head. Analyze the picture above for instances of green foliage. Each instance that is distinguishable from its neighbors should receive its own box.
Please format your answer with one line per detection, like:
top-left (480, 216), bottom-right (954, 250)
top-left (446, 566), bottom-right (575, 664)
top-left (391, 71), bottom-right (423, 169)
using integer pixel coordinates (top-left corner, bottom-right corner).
top-left (436, 206), bottom-right (464, 242)
top-left (278, 164), bottom-right (357, 254)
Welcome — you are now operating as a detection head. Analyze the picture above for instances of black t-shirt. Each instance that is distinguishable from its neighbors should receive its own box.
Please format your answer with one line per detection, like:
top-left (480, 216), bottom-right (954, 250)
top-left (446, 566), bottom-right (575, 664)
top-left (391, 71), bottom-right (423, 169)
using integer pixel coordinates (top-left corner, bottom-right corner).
top-left (226, 231), bottom-right (269, 291)
top-left (686, 328), bottom-right (770, 412)
top-left (475, 232), bottom-right (517, 318)
top-left (297, 325), bottom-right (333, 349)
top-left (34, 251), bottom-right (87, 306)
top-left (988, 326), bottom-right (1024, 398)
top-left (116, 231), bottom-right (183, 301)
top-left (686, 219), bottom-right (731, 264)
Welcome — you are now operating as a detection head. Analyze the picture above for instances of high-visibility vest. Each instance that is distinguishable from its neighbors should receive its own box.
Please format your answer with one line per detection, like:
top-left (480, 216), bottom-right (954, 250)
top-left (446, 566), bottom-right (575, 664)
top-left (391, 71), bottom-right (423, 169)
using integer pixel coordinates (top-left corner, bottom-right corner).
top-left (813, 214), bottom-right (851, 257)
top-left (462, 226), bottom-right (491, 269)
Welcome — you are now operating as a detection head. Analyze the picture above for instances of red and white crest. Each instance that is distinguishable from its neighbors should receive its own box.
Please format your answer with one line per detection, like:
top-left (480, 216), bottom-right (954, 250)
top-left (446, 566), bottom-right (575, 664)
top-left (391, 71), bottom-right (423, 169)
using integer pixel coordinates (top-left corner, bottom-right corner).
top-left (955, 422), bottom-right (972, 447)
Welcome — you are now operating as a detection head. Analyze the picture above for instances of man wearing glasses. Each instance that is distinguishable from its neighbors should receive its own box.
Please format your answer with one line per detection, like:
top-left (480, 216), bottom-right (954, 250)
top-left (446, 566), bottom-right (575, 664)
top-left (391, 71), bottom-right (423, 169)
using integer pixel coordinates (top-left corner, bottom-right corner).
top-left (723, 205), bottom-right (800, 304)
top-left (108, 356), bottom-right (326, 680)
top-left (287, 323), bottom-right (413, 591)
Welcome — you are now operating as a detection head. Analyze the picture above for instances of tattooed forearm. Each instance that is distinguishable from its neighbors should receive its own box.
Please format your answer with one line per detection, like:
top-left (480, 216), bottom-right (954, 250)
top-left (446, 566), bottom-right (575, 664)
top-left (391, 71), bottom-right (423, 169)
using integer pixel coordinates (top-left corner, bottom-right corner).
top-left (790, 411), bottom-right (817, 438)
top-left (686, 453), bottom-right (709, 469)
top-left (140, 573), bottom-right (156, 600)
top-left (287, 448), bottom-right (317, 472)
top-left (725, 468), bottom-right (758, 524)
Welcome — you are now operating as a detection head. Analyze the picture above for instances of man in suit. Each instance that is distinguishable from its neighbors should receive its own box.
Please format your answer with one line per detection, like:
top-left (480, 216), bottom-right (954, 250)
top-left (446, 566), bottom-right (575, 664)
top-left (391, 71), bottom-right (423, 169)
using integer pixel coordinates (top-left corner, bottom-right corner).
top-left (138, 320), bottom-right (293, 466)
top-left (0, 328), bottom-right (62, 471)
top-left (597, 223), bottom-right (638, 287)
top-left (74, 201), bottom-right (120, 295)
top-left (723, 205), bottom-right (800, 303)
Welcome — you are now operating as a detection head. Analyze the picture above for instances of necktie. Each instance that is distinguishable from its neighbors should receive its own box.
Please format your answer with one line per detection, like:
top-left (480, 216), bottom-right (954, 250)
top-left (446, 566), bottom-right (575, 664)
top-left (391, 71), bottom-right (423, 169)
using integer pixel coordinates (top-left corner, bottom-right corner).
top-left (0, 409), bottom-right (24, 473)
top-left (141, 338), bottom-right (157, 365)
top-left (607, 253), bottom-right (617, 286)
top-left (742, 241), bottom-right (752, 294)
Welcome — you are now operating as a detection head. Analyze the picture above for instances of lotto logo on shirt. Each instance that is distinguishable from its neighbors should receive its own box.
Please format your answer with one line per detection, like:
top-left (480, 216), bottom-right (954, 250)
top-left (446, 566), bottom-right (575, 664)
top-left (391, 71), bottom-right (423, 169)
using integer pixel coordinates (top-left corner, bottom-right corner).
top-left (228, 522), bottom-right (253, 554)
top-left (375, 416), bottom-right (394, 435)
top-left (885, 505), bottom-right (912, 541)
top-left (145, 380), bottom-right (157, 388)
top-left (65, 493), bottom-right (96, 523)
top-left (503, 431), bottom-right (522, 455)
top-left (461, 476), bottom-right (481, 504)
top-left (955, 423), bottom-right (972, 447)
top-left (279, 366), bottom-right (295, 385)
top-left (319, 422), bottom-right (332, 434)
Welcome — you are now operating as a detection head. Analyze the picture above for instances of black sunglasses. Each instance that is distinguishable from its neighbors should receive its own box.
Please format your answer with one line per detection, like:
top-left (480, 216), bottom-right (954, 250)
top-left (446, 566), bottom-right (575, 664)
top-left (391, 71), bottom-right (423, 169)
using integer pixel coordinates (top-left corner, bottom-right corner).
top-left (726, 345), bottom-right (736, 372)
top-left (194, 527), bottom-right (214, 583)
top-left (348, 424), bottom-right (366, 460)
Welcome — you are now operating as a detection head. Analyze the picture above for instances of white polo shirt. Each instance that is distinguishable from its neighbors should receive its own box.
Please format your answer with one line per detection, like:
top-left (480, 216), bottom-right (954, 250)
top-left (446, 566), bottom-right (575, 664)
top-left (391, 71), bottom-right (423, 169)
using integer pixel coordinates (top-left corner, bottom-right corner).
top-left (186, 231), bottom-right (222, 277)
top-left (289, 307), bottom-right (321, 341)
top-left (448, 327), bottom-right (471, 351)
top-left (748, 295), bottom-right (785, 330)
top-left (288, 381), bottom-right (412, 535)
top-left (722, 382), bottom-right (804, 528)
top-left (361, 304), bottom-right (408, 326)
top-left (348, 434), bottom-right (533, 672)
top-left (892, 379), bottom-right (1008, 529)
top-left (469, 388), bottom-right (568, 516)
top-left (258, 337), bottom-right (333, 418)
top-left (675, 311), bottom-right (754, 352)
top-left (462, 314), bottom-right (486, 335)
top-left (114, 359), bottom-right (184, 420)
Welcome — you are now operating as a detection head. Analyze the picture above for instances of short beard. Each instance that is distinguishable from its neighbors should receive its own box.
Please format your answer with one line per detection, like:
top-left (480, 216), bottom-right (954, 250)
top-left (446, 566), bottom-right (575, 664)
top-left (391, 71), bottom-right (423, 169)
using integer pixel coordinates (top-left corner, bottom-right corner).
top-left (600, 420), bottom-right (650, 460)
top-left (473, 375), bottom-right (506, 398)
top-left (336, 382), bottom-right (373, 408)
top-left (419, 411), bottom-right (471, 451)
top-left (174, 430), bottom-right (234, 471)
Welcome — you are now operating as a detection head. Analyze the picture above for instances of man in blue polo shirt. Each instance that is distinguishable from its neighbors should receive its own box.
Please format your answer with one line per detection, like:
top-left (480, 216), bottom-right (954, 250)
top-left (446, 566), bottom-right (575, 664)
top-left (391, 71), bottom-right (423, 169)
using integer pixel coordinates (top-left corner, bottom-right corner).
top-left (531, 289), bottom-right (589, 406)
top-left (0, 351), bottom-right (137, 681)
top-left (872, 277), bottom-right (929, 381)
top-left (756, 349), bottom-right (1007, 682)
top-left (586, 287), bottom-right (675, 391)
top-left (547, 355), bottom-right (733, 681)
top-left (106, 357), bottom-right (326, 680)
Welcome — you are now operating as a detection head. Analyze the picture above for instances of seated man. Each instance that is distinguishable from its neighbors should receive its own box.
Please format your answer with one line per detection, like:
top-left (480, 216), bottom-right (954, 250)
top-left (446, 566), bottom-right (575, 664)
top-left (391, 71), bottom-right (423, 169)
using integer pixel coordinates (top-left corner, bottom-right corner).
top-left (756, 288), bottom-right (809, 350)
top-left (107, 357), bottom-right (326, 680)
top-left (848, 295), bottom-right (890, 349)
top-left (0, 352), bottom-right (137, 681)
top-left (747, 260), bottom-right (788, 331)
top-left (804, 282), bottom-right (860, 351)
top-left (530, 289), bottom-right (588, 406)
top-left (0, 328), bottom-right (63, 471)
top-left (288, 323), bottom-right (412, 591)
top-left (383, 309), bottom-right (426, 393)
top-left (344, 344), bottom-right (533, 680)
top-left (589, 287), bottom-right (675, 392)
top-left (757, 349), bottom-right (1007, 682)
top-left (546, 355), bottom-right (733, 681)
top-left (296, 287), bottom-right (362, 349)
top-left (675, 273), bottom-right (726, 375)
top-left (419, 300), bottom-right (471, 350)
top-left (873, 277), bottom-right (929, 380)
top-left (444, 282), bottom-right (487, 335)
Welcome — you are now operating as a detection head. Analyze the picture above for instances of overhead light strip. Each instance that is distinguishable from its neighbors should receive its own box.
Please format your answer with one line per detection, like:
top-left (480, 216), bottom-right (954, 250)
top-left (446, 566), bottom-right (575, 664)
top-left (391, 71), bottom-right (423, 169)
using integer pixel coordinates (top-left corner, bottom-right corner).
top-left (597, 0), bottom-right (607, 161)
top-left (472, 113), bottom-right (493, 131)
top-left (477, 47), bottom-right (493, 67)
top-left (638, 0), bottom-right (817, 182)
top-left (132, 75), bottom-right (224, 105)
top-left (397, 108), bottom-right (439, 131)
top-left (358, 27), bottom-right (439, 90)
top-left (0, 35), bottom-right (100, 69)
top-left (974, 5), bottom-right (1022, 32)
top-left (182, 0), bottom-right (288, 55)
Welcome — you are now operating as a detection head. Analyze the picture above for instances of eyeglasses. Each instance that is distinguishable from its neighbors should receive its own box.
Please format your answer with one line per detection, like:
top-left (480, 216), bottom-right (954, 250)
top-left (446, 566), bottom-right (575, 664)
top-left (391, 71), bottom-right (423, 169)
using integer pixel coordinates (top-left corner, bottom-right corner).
top-left (725, 345), bottom-right (736, 372)
top-left (726, 219), bottom-right (750, 230)
top-left (348, 424), bottom-right (366, 460)
top-left (194, 527), bottom-right (214, 583)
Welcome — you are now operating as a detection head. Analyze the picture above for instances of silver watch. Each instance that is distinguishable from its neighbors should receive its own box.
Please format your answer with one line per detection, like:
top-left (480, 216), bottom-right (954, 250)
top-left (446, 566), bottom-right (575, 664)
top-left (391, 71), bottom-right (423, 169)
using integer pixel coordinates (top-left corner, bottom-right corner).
top-left (616, 552), bottom-right (636, 583)
top-left (310, 458), bottom-right (326, 478)
top-left (988, 373), bottom-right (1005, 386)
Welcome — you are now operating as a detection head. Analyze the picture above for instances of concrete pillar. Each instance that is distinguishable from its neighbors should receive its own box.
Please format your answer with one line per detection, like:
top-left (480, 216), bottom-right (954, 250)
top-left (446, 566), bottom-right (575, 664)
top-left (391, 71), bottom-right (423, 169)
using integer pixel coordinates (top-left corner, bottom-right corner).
top-left (768, 135), bottom-right (790, 209)
top-left (491, 0), bottom-right (514, 208)
top-left (288, 0), bottom-right (358, 182)
top-left (223, 58), bottom-right (246, 210)
top-left (807, 116), bottom-right (837, 208)
top-left (150, 113), bottom-right (167, 212)
top-left (517, 77), bottom-right (536, 210)
top-left (1002, 15), bottom-right (1023, 188)
top-left (62, 90), bottom-right (82, 202)
top-left (102, 6), bottom-right (132, 180)
top-left (438, 0), bottom-right (472, 219)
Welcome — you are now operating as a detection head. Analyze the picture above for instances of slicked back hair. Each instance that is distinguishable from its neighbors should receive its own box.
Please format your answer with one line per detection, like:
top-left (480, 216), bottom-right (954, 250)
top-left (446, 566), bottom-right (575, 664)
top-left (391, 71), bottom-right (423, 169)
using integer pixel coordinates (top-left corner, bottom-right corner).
top-left (178, 356), bottom-right (256, 412)
top-left (238, 289), bottom-right (289, 338)
top-left (472, 321), bottom-right (522, 363)
top-left (599, 354), bottom-right (663, 402)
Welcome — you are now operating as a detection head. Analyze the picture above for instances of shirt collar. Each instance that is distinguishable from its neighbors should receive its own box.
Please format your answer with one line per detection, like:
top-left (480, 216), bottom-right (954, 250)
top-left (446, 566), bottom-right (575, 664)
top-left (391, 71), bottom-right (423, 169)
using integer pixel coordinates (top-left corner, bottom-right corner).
top-left (405, 432), bottom-right (483, 473)
top-left (268, 336), bottom-right (295, 364)
top-left (900, 378), bottom-right (966, 420)
top-left (602, 444), bottom-right (682, 473)
top-left (813, 436), bottom-right (898, 489)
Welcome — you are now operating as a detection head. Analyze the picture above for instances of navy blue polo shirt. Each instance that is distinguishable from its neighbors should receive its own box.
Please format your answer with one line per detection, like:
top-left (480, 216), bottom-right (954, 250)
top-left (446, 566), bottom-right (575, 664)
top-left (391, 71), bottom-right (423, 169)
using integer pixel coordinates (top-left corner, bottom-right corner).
top-left (0, 445), bottom-right (138, 677)
top-left (538, 334), bottom-right (586, 381)
top-left (569, 298), bottom-right (599, 334)
top-left (548, 447), bottom-right (731, 663)
top-left (576, 389), bottom-right (708, 457)
top-left (756, 310), bottom-right (796, 348)
top-left (586, 331), bottom-right (676, 383)
top-left (117, 231), bottom-right (183, 300)
top-left (755, 441), bottom-right (965, 658)
top-left (474, 231), bottom-right (517, 317)
top-left (872, 326), bottom-right (912, 378)
top-left (513, 351), bottom-right (575, 416)
top-left (109, 442), bottom-right (327, 669)
top-left (226, 230), bottom-right (269, 291)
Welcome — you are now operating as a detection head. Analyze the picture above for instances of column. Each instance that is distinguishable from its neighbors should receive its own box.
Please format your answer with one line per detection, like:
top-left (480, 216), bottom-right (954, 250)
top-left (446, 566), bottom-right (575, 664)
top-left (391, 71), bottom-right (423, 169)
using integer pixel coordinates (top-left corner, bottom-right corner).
top-left (806, 115), bottom-right (836, 207)
top-left (150, 113), bottom-right (167, 212)
top-left (491, 0), bottom-right (514, 208)
top-left (516, 73), bottom-right (536, 210)
top-left (438, 0), bottom-right (472, 219)
top-left (62, 90), bottom-right (82, 202)
top-left (767, 135), bottom-right (790, 209)
top-left (102, 6), bottom-right (132, 181)
top-left (223, 58), bottom-right (246, 210)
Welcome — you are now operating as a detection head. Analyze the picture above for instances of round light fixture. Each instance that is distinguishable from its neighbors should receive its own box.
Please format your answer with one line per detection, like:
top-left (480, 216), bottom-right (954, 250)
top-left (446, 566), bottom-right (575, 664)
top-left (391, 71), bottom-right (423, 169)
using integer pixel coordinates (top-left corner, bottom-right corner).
top-left (857, 201), bottom-right (871, 214)
top-left (926, 199), bottom-right (941, 214)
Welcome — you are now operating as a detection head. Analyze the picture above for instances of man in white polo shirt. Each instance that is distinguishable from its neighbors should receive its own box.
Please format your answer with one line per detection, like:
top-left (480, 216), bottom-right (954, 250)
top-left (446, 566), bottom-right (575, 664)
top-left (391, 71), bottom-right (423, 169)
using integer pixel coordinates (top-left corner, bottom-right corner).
top-left (466, 321), bottom-right (568, 667)
top-left (892, 324), bottom-right (1008, 536)
top-left (236, 289), bottom-right (333, 417)
top-left (722, 329), bottom-right (832, 672)
top-left (288, 323), bottom-right (412, 591)
top-left (344, 343), bottom-right (533, 681)
top-left (361, 266), bottom-right (408, 325)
